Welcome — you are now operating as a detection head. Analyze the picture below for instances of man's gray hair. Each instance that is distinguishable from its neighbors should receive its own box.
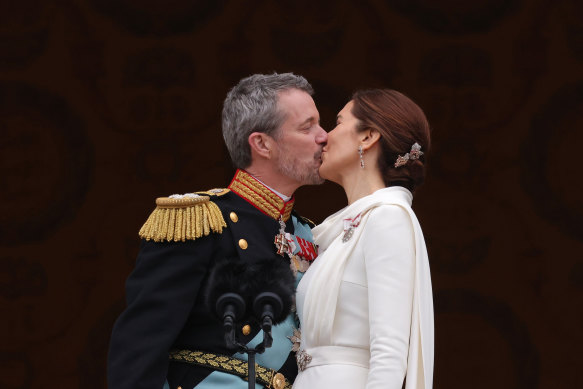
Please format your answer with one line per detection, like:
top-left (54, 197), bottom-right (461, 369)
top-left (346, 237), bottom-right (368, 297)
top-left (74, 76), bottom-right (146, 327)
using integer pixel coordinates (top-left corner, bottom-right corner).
top-left (222, 72), bottom-right (314, 168)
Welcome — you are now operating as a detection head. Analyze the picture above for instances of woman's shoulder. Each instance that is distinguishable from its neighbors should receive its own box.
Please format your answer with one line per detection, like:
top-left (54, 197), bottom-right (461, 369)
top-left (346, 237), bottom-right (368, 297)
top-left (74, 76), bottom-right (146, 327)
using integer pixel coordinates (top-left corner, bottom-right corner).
top-left (361, 203), bottom-right (414, 237)
top-left (367, 202), bottom-right (411, 221)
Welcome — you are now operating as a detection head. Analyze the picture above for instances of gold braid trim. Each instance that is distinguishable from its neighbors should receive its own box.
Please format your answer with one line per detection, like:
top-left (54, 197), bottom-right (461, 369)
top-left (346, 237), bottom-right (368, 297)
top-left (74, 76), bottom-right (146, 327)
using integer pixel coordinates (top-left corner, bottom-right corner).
top-left (236, 171), bottom-right (284, 209)
top-left (228, 170), bottom-right (295, 222)
top-left (138, 195), bottom-right (226, 242)
top-left (283, 202), bottom-right (294, 221)
top-left (297, 215), bottom-right (316, 228)
top-left (230, 180), bottom-right (281, 219)
top-left (169, 349), bottom-right (292, 389)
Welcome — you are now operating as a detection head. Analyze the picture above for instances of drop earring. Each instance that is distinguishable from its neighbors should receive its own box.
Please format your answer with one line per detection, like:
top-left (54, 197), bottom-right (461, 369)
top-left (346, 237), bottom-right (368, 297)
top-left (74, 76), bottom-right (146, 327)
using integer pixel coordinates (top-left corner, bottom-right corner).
top-left (358, 146), bottom-right (365, 169)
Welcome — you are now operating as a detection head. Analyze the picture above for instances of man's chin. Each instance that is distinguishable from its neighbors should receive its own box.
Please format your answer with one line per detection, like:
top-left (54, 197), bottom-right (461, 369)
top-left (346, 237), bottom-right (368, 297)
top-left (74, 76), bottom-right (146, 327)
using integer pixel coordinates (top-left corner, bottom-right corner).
top-left (311, 176), bottom-right (326, 185)
top-left (308, 166), bottom-right (325, 185)
top-left (301, 172), bottom-right (325, 186)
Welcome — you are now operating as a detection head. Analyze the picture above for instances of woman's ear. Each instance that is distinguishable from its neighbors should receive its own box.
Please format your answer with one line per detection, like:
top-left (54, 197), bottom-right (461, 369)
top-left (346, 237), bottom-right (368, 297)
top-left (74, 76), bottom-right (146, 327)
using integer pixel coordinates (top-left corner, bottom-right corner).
top-left (248, 132), bottom-right (273, 159)
top-left (360, 129), bottom-right (381, 151)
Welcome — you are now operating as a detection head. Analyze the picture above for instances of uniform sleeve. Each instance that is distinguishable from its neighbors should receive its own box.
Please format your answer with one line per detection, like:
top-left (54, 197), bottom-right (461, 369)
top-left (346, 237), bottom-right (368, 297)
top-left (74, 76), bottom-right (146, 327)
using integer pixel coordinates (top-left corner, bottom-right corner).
top-left (107, 236), bottom-right (216, 389)
top-left (362, 205), bottom-right (415, 389)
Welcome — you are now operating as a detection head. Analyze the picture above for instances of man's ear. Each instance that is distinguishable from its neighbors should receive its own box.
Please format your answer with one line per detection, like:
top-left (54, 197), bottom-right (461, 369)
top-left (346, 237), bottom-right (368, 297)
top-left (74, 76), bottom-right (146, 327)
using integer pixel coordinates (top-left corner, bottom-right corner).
top-left (360, 129), bottom-right (381, 151)
top-left (248, 132), bottom-right (274, 159)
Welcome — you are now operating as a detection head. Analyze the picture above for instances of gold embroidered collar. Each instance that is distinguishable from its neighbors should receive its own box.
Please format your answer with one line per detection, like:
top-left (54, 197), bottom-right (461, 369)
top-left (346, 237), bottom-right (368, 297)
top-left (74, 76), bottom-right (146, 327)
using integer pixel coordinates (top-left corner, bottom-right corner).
top-left (228, 169), bottom-right (295, 221)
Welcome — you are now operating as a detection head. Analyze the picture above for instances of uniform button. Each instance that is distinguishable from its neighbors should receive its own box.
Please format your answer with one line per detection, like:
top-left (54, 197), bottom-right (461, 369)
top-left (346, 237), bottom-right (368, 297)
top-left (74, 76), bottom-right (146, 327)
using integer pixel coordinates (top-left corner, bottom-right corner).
top-left (229, 212), bottom-right (238, 222)
top-left (242, 324), bottom-right (251, 336)
top-left (238, 239), bottom-right (248, 250)
top-left (272, 373), bottom-right (286, 389)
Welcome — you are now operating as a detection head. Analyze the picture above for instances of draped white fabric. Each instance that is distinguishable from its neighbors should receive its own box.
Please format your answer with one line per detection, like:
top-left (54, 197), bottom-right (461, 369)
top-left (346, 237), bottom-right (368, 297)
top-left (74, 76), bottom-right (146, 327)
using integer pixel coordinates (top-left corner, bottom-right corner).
top-left (297, 187), bottom-right (433, 389)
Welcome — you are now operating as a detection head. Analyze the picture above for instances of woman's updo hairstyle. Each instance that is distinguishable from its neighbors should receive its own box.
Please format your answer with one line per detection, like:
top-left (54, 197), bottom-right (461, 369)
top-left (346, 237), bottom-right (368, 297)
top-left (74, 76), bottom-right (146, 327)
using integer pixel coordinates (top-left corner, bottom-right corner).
top-left (351, 89), bottom-right (430, 191)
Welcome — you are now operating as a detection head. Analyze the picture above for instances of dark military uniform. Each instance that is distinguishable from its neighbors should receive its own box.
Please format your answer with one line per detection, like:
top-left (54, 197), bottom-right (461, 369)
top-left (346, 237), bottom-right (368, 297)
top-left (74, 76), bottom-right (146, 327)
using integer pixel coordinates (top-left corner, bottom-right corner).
top-left (108, 170), bottom-right (316, 389)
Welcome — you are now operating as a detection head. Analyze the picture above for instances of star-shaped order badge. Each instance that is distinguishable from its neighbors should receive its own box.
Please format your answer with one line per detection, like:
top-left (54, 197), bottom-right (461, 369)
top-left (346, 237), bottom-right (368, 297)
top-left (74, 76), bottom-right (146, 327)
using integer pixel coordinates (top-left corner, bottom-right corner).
top-left (288, 328), bottom-right (302, 352)
top-left (289, 255), bottom-right (310, 275)
top-left (288, 328), bottom-right (312, 371)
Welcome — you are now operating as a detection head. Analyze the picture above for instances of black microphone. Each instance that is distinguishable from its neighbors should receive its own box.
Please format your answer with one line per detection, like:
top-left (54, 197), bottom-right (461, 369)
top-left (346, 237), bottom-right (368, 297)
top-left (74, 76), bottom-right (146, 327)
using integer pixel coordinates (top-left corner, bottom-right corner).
top-left (245, 257), bottom-right (296, 347)
top-left (205, 256), bottom-right (296, 348)
top-left (216, 293), bottom-right (246, 333)
top-left (253, 292), bottom-right (283, 331)
top-left (204, 258), bottom-right (248, 348)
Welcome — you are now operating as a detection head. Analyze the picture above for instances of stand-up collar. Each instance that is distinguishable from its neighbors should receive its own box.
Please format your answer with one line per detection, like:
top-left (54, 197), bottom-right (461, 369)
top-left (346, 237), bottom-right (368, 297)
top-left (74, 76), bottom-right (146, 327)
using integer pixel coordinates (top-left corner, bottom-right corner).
top-left (228, 169), bottom-right (295, 221)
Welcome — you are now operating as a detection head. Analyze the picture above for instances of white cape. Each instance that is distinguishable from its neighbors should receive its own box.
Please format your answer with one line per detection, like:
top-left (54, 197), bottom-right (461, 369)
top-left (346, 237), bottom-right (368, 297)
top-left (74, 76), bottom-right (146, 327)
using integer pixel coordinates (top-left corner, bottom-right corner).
top-left (302, 187), bottom-right (434, 389)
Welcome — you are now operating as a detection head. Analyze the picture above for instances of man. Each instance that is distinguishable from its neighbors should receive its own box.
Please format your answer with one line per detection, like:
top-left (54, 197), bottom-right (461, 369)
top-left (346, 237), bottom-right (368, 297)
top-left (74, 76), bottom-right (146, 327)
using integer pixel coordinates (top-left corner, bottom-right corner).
top-left (108, 73), bottom-right (328, 389)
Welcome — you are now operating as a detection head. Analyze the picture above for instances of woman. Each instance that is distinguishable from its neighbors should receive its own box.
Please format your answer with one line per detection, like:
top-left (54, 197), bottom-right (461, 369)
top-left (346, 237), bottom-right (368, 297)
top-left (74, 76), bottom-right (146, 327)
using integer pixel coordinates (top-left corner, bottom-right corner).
top-left (293, 89), bottom-right (434, 389)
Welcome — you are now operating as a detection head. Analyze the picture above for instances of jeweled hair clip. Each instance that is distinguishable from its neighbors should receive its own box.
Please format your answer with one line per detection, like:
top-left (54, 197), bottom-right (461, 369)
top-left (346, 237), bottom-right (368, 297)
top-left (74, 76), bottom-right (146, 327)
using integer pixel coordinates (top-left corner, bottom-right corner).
top-left (394, 142), bottom-right (424, 168)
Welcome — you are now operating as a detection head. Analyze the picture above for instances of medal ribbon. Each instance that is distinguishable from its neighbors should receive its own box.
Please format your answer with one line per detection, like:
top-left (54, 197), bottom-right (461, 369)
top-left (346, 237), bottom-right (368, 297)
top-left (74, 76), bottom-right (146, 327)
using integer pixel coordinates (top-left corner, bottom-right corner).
top-left (288, 234), bottom-right (318, 261)
top-left (274, 215), bottom-right (318, 262)
top-left (343, 213), bottom-right (362, 231)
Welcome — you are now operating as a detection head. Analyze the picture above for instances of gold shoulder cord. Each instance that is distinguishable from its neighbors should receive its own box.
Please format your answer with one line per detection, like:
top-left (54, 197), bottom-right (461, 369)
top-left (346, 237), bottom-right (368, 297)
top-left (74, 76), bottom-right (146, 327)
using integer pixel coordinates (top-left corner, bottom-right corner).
top-left (139, 195), bottom-right (227, 242)
top-left (299, 215), bottom-right (316, 228)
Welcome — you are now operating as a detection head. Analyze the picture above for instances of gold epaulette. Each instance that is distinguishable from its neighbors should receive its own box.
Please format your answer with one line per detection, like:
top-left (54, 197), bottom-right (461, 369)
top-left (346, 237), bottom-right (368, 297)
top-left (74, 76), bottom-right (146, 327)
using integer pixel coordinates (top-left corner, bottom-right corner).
top-left (139, 192), bottom-right (228, 242)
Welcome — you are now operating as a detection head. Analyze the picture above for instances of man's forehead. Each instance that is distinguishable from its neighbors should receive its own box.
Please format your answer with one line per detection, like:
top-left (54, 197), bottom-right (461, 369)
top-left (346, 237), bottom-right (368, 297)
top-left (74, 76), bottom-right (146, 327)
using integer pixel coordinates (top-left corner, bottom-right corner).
top-left (277, 89), bottom-right (318, 120)
top-left (277, 88), bottom-right (312, 104)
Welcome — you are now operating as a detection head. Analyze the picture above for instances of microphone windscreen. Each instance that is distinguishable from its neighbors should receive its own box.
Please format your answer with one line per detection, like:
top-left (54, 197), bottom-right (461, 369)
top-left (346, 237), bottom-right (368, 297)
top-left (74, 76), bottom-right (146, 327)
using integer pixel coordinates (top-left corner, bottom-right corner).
top-left (204, 256), bottom-right (296, 325)
top-left (243, 258), bottom-right (296, 324)
top-left (204, 258), bottom-right (247, 321)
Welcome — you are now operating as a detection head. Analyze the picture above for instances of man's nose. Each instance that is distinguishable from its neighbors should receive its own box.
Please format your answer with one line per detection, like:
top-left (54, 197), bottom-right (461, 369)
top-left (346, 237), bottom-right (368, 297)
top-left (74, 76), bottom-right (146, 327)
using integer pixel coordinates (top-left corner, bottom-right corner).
top-left (316, 125), bottom-right (328, 144)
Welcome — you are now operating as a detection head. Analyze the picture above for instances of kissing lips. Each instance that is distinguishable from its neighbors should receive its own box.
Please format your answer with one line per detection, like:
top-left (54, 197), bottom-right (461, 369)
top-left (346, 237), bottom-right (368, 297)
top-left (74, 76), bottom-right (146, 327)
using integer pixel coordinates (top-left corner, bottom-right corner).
top-left (315, 150), bottom-right (323, 165)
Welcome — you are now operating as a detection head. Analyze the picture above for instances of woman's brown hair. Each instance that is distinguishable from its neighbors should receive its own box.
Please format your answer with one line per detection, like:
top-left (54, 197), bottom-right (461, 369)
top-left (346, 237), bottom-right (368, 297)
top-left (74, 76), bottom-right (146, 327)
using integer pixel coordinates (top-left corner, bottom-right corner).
top-left (352, 89), bottom-right (430, 191)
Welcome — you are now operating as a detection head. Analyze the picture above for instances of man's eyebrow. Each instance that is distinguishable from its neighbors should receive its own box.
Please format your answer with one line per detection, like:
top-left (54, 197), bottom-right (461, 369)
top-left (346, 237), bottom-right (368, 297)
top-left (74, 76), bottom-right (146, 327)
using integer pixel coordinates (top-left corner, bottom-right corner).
top-left (299, 117), bottom-right (316, 126)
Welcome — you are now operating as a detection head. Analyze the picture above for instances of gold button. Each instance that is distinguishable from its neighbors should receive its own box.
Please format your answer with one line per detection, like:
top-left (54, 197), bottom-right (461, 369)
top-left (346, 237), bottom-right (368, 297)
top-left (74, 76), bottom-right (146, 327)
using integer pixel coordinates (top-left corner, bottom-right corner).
top-left (272, 373), bottom-right (286, 389)
top-left (242, 324), bottom-right (251, 336)
top-left (229, 212), bottom-right (238, 222)
top-left (238, 239), bottom-right (248, 250)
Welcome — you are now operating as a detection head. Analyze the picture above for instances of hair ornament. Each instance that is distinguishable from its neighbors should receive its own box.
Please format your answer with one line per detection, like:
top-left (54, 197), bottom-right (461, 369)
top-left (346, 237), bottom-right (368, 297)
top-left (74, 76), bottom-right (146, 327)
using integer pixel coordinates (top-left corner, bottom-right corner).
top-left (394, 142), bottom-right (424, 168)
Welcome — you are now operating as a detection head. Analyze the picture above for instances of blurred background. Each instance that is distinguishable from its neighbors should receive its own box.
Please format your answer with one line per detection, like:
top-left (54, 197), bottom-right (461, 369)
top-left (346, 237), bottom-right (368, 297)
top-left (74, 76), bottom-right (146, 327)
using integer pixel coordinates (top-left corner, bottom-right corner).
top-left (1, 0), bottom-right (581, 388)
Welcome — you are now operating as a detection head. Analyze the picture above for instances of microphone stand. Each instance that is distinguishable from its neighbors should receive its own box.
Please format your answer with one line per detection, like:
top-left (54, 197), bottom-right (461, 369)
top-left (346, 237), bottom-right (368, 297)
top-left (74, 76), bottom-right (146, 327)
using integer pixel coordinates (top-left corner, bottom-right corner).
top-left (212, 261), bottom-right (290, 389)
top-left (224, 316), bottom-right (274, 389)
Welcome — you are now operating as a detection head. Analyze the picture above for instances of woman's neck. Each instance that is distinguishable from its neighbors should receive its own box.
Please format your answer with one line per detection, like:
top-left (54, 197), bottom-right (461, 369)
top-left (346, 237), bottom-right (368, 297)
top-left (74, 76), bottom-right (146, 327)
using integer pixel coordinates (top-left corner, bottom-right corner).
top-left (339, 169), bottom-right (386, 205)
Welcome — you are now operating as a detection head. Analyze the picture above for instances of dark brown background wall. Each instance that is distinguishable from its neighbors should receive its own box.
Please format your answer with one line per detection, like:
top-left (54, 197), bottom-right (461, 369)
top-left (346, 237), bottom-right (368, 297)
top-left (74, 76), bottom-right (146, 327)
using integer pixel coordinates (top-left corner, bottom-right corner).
top-left (1, 1), bottom-right (581, 388)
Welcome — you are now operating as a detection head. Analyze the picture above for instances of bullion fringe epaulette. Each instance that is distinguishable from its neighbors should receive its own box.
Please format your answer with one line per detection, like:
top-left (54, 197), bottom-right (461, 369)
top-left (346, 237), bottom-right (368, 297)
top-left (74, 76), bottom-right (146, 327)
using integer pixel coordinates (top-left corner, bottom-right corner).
top-left (139, 192), bottom-right (228, 242)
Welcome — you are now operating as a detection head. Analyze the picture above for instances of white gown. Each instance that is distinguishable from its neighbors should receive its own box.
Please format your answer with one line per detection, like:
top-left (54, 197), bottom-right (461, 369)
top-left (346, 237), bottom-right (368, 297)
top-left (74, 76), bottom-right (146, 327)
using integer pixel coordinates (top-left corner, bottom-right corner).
top-left (293, 187), bottom-right (434, 389)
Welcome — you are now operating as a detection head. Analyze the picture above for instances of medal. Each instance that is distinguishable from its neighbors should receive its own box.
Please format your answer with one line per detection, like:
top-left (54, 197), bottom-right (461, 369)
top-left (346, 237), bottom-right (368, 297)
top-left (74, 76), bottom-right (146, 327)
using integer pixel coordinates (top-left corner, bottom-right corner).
top-left (289, 254), bottom-right (310, 276)
top-left (274, 216), bottom-right (291, 256)
top-left (274, 216), bottom-right (318, 262)
top-left (342, 213), bottom-right (362, 243)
